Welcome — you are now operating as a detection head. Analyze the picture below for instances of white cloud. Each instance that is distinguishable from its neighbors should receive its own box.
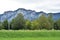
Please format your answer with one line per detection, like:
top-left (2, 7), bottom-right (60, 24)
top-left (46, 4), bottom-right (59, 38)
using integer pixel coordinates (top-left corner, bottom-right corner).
top-left (0, 0), bottom-right (60, 14)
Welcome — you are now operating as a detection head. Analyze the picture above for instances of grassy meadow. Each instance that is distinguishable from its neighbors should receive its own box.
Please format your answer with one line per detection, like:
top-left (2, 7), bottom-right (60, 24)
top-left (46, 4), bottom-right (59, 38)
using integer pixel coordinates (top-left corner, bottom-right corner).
top-left (0, 30), bottom-right (60, 40)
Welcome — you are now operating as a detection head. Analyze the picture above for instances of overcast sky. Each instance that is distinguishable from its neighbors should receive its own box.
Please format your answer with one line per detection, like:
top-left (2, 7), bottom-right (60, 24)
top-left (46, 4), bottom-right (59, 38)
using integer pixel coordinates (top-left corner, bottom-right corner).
top-left (0, 0), bottom-right (60, 14)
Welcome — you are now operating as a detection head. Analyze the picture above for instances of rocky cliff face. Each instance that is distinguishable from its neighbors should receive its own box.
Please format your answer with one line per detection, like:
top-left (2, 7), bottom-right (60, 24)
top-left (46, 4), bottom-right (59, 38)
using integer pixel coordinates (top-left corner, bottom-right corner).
top-left (0, 8), bottom-right (60, 22)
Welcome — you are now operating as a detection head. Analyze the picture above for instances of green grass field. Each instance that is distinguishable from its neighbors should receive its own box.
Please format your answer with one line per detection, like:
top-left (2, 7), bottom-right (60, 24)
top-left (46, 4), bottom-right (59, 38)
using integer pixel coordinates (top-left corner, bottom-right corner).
top-left (0, 30), bottom-right (60, 40)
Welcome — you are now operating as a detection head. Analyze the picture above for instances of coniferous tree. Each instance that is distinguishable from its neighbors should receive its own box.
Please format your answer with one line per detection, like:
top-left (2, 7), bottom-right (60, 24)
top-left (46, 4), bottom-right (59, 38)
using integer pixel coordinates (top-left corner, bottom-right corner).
top-left (2, 19), bottom-right (9, 30)
top-left (55, 19), bottom-right (60, 30)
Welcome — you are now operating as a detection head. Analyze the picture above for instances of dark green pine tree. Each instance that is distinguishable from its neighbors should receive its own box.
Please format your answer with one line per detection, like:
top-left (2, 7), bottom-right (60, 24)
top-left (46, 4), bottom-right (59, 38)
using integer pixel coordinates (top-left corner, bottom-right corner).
top-left (2, 19), bottom-right (9, 30)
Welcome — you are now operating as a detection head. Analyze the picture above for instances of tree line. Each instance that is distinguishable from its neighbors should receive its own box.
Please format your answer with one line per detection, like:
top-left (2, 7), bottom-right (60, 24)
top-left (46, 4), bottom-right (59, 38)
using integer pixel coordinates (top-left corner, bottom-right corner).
top-left (0, 13), bottom-right (60, 30)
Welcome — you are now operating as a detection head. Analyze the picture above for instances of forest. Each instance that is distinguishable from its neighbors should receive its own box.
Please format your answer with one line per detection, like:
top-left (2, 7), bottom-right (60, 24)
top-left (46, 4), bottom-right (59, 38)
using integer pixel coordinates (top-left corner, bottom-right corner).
top-left (0, 13), bottom-right (60, 30)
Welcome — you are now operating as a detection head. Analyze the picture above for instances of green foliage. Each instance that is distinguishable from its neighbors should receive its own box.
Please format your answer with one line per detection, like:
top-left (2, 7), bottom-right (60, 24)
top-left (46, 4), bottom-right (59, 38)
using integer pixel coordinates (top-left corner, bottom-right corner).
top-left (25, 20), bottom-right (31, 30)
top-left (0, 22), bottom-right (4, 29)
top-left (9, 13), bottom-right (60, 30)
top-left (2, 19), bottom-right (8, 30)
top-left (48, 13), bottom-right (54, 29)
top-left (11, 13), bottom-right (25, 30)
top-left (57, 19), bottom-right (60, 29)
top-left (10, 19), bottom-right (15, 29)
top-left (0, 13), bottom-right (60, 30)
top-left (31, 20), bottom-right (40, 30)
top-left (38, 14), bottom-right (51, 30)
top-left (54, 19), bottom-right (60, 30)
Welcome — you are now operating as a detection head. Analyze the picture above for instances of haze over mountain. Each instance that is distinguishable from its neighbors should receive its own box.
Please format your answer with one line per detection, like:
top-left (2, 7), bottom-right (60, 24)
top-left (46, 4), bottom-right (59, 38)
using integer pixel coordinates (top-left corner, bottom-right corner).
top-left (0, 8), bottom-right (60, 22)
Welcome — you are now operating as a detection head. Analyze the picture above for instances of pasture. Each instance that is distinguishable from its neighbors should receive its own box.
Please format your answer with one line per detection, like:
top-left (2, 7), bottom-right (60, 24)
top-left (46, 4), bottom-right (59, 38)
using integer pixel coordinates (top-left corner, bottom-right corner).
top-left (0, 30), bottom-right (60, 40)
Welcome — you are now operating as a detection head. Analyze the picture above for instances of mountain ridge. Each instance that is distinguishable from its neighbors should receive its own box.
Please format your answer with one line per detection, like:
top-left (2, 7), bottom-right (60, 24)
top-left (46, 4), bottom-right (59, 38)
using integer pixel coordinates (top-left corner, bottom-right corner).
top-left (0, 8), bottom-right (60, 22)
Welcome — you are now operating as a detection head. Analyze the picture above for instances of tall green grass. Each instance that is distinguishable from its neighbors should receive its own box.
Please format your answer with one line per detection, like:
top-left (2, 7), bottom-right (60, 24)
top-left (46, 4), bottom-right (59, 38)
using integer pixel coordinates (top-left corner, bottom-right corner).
top-left (0, 37), bottom-right (60, 40)
top-left (0, 30), bottom-right (60, 38)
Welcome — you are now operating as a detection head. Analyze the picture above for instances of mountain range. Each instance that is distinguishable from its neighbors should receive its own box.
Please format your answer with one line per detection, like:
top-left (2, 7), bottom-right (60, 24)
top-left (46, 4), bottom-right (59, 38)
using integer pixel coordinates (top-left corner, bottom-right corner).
top-left (0, 8), bottom-right (60, 22)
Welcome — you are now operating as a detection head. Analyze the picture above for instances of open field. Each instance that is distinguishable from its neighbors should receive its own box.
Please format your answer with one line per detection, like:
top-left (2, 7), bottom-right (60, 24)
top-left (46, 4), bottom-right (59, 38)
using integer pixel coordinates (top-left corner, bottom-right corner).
top-left (0, 37), bottom-right (60, 40)
top-left (0, 30), bottom-right (60, 40)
